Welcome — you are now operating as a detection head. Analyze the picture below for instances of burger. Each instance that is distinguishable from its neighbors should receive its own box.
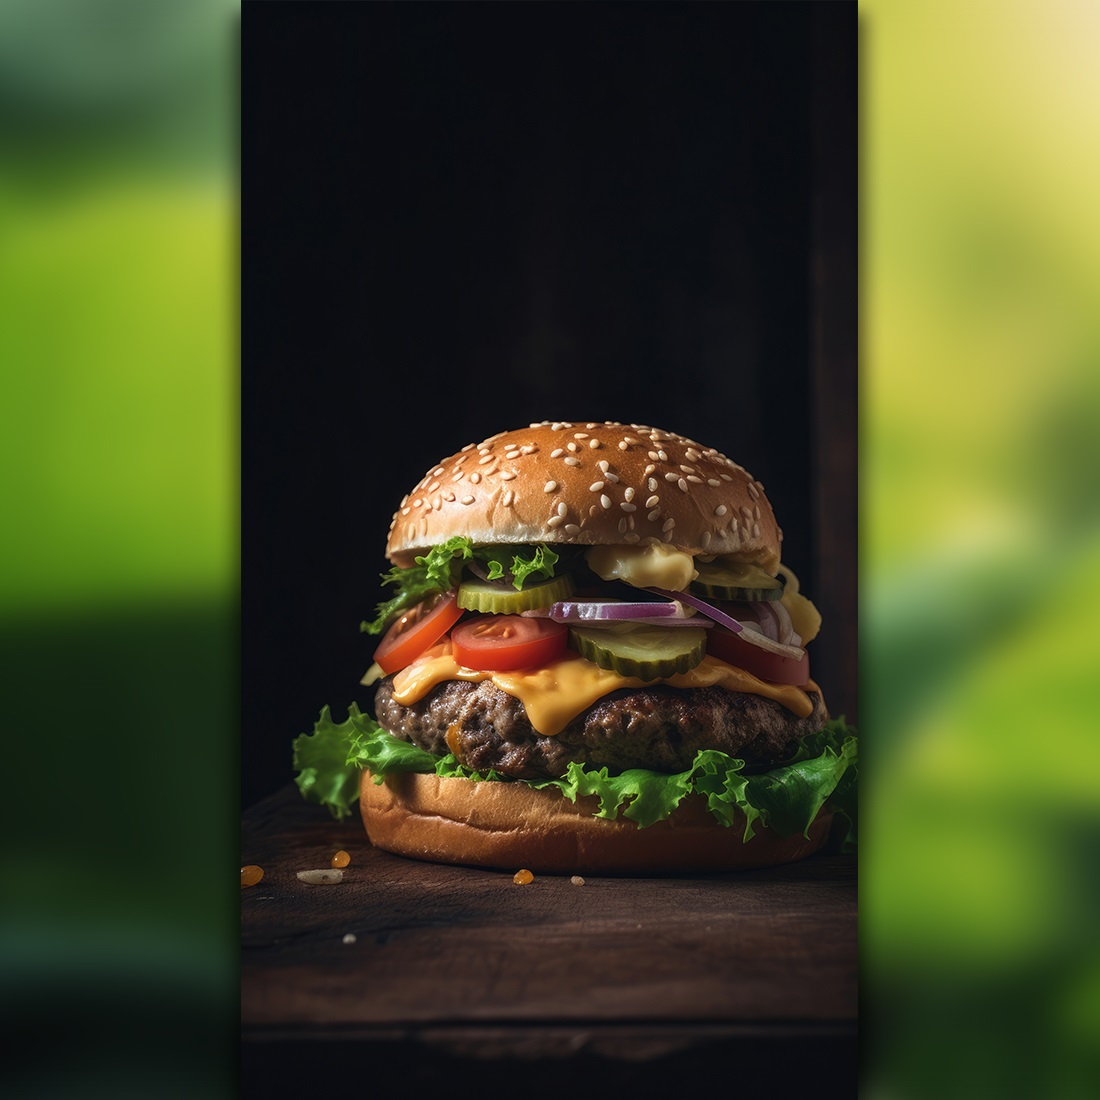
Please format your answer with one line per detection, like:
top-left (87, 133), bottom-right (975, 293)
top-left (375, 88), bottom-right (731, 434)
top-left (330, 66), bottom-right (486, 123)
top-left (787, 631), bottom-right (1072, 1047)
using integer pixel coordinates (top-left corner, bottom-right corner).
top-left (292, 421), bottom-right (857, 873)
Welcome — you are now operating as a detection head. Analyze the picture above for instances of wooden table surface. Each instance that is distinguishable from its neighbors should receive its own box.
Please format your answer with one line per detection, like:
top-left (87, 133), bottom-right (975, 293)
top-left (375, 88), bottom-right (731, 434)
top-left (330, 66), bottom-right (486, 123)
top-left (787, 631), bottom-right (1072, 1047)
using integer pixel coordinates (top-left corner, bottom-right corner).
top-left (241, 785), bottom-right (858, 1096)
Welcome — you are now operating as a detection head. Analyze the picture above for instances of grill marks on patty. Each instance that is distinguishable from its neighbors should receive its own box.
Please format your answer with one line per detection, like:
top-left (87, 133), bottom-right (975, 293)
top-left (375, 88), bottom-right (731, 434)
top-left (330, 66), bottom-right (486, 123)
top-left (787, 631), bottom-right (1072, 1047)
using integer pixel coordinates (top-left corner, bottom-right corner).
top-left (373, 677), bottom-right (829, 782)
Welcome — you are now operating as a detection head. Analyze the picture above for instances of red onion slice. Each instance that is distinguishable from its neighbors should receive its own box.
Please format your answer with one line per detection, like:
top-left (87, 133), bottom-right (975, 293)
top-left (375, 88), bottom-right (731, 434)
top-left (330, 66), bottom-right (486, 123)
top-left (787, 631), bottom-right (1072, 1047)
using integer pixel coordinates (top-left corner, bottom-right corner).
top-left (647, 588), bottom-right (807, 660)
top-left (647, 588), bottom-right (743, 632)
top-left (768, 598), bottom-right (799, 646)
top-left (522, 597), bottom-right (706, 625)
top-left (757, 600), bottom-right (781, 642)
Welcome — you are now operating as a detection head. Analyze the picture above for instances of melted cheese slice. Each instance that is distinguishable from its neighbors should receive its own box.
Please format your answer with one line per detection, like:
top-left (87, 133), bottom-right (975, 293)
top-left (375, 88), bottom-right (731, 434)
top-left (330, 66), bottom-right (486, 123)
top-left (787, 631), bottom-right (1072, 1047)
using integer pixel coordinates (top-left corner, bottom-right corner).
top-left (391, 643), bottom-right (816, 737)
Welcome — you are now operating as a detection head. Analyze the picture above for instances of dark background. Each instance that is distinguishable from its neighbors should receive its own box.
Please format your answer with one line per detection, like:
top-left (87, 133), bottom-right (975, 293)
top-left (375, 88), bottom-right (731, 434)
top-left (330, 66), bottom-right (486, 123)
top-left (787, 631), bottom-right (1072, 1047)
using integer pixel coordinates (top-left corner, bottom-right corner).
top-left (242, 2), bottom-right (856, 810)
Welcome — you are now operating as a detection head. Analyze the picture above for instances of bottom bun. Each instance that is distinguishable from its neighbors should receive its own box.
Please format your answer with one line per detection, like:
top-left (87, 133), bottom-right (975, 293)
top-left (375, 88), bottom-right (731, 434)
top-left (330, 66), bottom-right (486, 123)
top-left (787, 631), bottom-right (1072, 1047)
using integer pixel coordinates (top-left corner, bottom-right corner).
top-left (360, 770), bottom-right (834, 874)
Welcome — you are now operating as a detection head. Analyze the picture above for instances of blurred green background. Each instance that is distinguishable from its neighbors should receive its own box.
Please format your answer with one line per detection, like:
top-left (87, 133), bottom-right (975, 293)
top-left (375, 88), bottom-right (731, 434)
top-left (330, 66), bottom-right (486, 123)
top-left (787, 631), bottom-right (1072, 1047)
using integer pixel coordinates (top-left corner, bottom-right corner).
top-left (1, 0), bottom-right (1097, 1096)
top-left (861, 0), bottom-right (1100, 1095)
top-left (0, 1), bottom-right (238, 1096)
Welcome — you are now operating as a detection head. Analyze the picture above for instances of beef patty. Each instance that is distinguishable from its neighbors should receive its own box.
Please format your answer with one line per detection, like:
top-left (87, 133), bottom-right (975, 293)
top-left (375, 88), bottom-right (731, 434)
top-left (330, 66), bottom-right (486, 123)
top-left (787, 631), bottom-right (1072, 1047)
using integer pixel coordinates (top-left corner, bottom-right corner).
top-left (373, 676), bottom-right (829, 781)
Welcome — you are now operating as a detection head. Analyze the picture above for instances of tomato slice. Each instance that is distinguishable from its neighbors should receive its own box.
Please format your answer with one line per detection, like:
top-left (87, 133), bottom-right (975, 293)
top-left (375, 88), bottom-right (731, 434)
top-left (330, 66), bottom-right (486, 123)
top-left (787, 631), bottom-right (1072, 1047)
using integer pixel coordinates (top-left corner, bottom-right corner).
top-left (373, 590), bottom-right (463, 675)
top-left (705, 627), bottom-right (810, 686)
top-left (451, 615), bottom-right (568, 671)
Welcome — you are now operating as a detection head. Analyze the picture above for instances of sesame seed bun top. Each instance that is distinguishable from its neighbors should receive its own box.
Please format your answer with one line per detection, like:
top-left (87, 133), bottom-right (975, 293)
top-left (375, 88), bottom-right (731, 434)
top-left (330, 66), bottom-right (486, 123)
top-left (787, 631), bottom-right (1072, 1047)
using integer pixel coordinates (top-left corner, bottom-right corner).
top-left (385, 421), bottom-right (783, 573)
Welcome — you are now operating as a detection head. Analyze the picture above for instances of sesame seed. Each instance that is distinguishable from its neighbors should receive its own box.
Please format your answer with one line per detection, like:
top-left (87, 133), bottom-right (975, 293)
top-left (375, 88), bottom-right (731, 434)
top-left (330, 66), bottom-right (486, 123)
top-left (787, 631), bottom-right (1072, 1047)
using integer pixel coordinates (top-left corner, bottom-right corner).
top-left (427, 481), bottom-right (440, 492)
top-left (687, 475), bottom-right (703, 484)
top-left (624, 486), bottom-right (635, 502)
top-left (432, 495), bottom-right (442, 509)
top-left (677, 478), bottom-right (689, 492)
top-left (478, 455), bottom-right (495, 465)
top-left (557, 501), bottom-right (568, 517)
top-left (701, 531), bottom-right (712, 548)
top-left (412, 498), bottom-right (422, 507)
top-left (452, 472), bottom-right (464, 481)
top-left (470, 472), bottom-right (481, 484)
top-left (720, 473), bottom-right (733, 482)
top-left (662, 518), bottom-right (675, 532)
top-left (648, 451), bottom-right (659, 461)
top-left (680, 465), bottom-right (694, 473)
top-left (589, 481), bottom-right (605, 492)
top-left (647, 509), bottom-right (660, 521)
top-left (501, 471), bottom-right (516, 481)
top-left (624, 531), bottom-right (640, 543)
top-left (564, 456), bottom-right (581, 466)
top-left (664, 472), bottom-right (679, 482)
top-left (646, 495), bottom-right (659, 508)
top-left (752, 522), bottom-right (760, 538)
top-left (461, 496), bottom-right (475, 505)
top-left (598, 460), bottom-right (610, 473)
top-left (624, 436), bottom-right (639, 445)
top-left (589, 504), bottom-right (599, 517)
top-left (551, 448), bottom-right (564, 458)
top-left (401, 507), bottom-right (410, 516)
top-left (544, 480), bottom-right (557, 492)
top-left (567, 442), bottom-right (578, 452)
top-left (600, 494), bottom-right (612, 509)
top-left (548, 515), bottom-right (565, 528)
top-left (707, 479), bottom-right (721, 487)
top-left (564, 523), bottom-right (580, 535)
top-left (747, 482), bottom-right (760, 499)
top-left (618, 518), bottom-right (628, 533)
top-left (715, 505), bottom-right (728, 516)
top-left (658, 450), bottom-right (668, 462)
top-left (479, 447), bottom-right (492, 455)
top-left (573, 432), bottom-right (589, 440)
top-left (444, 492), bottom-right (455, 502)
top-left (503, 490), bottom-right (514, 506)
top-left (590, 439), bottom-right (601, 449)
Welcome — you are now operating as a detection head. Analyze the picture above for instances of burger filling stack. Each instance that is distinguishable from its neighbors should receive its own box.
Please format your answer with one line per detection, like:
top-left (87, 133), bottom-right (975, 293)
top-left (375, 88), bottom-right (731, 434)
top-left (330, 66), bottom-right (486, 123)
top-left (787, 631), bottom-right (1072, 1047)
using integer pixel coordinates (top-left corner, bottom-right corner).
top-left (293, 421), bottom-right (857, 873)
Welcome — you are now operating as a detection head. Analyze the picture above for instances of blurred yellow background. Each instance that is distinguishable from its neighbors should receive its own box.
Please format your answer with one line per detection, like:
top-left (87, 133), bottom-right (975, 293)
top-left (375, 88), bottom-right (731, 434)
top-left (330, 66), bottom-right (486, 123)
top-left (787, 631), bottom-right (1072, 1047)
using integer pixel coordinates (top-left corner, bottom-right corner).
top-left (1, 0), bottom-right (1097, 1095)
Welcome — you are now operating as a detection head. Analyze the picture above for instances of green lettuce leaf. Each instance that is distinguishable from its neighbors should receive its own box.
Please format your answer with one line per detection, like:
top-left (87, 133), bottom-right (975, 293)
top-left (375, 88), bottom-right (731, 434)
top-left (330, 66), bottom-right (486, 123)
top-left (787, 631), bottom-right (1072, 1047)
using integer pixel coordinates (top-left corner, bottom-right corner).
top-left (292, 704), bottom-right (859, 844)
top-left (474, 543), bottom-right (560, 589)
top-left (360, 536), bottom-right (474, 635)
top-left (290, 703), bottom-right (377, 820)
top-left (359, 538), bottom-right (564, 634)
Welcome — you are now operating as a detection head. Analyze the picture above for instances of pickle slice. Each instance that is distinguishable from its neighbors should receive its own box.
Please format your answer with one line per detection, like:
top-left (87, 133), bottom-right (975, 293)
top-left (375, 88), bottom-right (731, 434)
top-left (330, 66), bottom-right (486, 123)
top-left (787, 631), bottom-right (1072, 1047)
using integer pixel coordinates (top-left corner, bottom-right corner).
top-left (569, 622), bottom-right (707, 680)
top-left (690, 560), bottom-right (784, 602)
top-left (457, 572), bottom-right (575, 614)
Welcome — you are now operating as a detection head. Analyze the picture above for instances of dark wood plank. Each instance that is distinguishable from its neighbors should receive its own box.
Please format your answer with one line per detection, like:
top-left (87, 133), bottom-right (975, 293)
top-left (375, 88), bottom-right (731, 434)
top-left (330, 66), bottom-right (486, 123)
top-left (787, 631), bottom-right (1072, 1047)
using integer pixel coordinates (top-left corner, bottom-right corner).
top-left (242, 787), bottom-right (857, 1043)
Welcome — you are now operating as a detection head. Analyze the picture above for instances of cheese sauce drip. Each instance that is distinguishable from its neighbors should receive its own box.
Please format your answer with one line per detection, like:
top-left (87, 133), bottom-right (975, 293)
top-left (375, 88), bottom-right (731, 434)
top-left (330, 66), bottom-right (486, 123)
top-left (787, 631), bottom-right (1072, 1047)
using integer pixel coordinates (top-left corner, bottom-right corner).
top-left (391, 641), bottom-right (816, 737)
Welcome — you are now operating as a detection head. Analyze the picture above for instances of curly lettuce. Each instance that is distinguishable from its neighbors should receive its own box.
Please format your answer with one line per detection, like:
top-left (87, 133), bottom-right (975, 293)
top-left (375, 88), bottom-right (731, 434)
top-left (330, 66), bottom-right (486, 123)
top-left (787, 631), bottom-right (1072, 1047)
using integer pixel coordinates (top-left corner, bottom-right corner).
top-left (292, 703), bottom-right (858, 847)
top-left (360, 536), bottom-right (474, 636)
top-left (360, 537), bottom-right (562, 635)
